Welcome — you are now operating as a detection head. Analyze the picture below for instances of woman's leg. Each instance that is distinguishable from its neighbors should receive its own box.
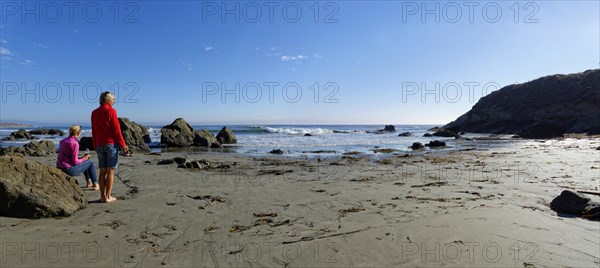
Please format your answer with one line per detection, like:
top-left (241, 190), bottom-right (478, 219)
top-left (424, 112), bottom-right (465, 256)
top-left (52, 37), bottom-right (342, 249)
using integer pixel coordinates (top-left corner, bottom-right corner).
top-left (105, 168), bottom-right (116, 202)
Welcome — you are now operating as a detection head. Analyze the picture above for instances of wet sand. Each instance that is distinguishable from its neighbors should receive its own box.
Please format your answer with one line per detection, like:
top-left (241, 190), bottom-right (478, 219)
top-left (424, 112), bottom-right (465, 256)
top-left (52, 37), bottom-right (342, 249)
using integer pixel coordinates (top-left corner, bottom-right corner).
top-left (1, 138), bottom-right (599, 267)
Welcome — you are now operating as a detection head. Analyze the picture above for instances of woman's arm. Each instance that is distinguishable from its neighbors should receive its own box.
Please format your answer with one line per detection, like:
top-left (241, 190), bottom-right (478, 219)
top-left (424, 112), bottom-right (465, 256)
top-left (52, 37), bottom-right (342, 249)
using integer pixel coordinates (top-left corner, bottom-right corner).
top-left (71, 140), bottom-right (84, 165)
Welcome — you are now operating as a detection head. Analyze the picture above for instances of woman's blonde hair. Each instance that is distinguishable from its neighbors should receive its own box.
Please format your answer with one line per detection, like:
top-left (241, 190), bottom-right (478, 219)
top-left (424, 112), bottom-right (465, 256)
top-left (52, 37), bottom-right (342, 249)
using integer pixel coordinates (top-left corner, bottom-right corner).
top-left (99, 91), bottom-right (115, 105)
top-left (69, 125), bottom-right (81, 136)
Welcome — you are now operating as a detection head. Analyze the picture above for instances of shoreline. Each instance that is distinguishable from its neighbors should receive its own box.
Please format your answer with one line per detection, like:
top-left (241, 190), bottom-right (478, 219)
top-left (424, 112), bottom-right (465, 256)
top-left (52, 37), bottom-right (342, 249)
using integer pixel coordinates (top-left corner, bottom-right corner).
top-left (1, 138), bottom-right (599, 267)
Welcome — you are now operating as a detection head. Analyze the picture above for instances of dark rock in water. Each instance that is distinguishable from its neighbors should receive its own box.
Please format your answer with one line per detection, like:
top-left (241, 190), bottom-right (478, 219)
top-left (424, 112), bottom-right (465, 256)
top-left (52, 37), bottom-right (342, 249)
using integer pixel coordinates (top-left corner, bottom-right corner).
top-left (216, 126), bottom-right (237, 144)
top-left (193, 130), bottom-right (220, 147)
top-left (550, 190), bottom-right (600, 220)
top-left (596, 146), bottom-right (600, 150)
top-left (269, 149), bottom-right (284, 155)
top-left (1, 129), bottom-right (37, 141)
top-left (173, 157), bottom-right (187, 164)
top-left (119, 118), bottom-right (150, 152)
top-left (444, 69), bottom-right (600, 138)
top-left (161, 118), bottom-right (195, 147)
top-left (425, 140), bottom-right (446, 147)
top-left (304, 133), bottom-right (313, 136)
top-left (398, 132), bottom-right (412, 137)
top-left (511, 135), bottom-right (521, 139)
top-left (157, 159), bottom-right (175, 165)
top-left (410, 142), bottom-right (424, 150)
top-left (78, 137), bottom-right (94, 151)
top-left (0, 155), bottom-right (87, 218)
top-left (423, 133), bottom-right (433, 137)
top-left (378, 125), bottom-right (396, 132)
top-left (28, 128), bottom-right (65, 136)
top-left (433, 130), bottom-right (459, 138)
top-left (373, 148), bottom-right (398, 153)
top-left (0, 140), bottom-right (55, 157)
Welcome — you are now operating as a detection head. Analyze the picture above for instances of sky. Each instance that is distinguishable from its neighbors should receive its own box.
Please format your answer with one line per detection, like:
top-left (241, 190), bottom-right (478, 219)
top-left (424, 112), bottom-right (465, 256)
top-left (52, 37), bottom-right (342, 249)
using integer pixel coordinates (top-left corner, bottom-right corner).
top-left (0, 1), bottom-right (598, 126)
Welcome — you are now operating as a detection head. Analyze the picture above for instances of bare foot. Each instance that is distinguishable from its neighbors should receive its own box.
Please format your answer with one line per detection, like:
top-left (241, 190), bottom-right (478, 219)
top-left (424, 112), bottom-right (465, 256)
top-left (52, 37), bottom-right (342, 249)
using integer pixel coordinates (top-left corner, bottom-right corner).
top-left (86, 183), bottom-right (94, 188)
top-left (105, 196), bottom-right (117, 203)
top-left (93, 184), bottom-right (100, 191)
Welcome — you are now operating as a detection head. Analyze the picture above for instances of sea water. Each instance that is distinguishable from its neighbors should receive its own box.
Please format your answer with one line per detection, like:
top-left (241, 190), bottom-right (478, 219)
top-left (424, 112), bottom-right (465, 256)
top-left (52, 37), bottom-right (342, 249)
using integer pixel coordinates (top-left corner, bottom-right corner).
top-left (0, 124), bottom-right (468, 157)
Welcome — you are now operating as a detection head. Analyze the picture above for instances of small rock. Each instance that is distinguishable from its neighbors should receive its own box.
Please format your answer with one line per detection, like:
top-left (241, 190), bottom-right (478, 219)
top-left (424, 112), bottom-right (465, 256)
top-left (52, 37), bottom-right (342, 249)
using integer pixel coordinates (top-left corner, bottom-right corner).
top-left (157, 159), bottom-right (175, 165)
top-left (304, 133), bottom-right (313, 136)
top-left (423, 133), bottom-right (433, 137)
top-left (398, 132), bottom-right (412, 137)
top-left (269, 149), bottom-right (284, 155)
top-left (425, 140), bottom-right (446, 147)
top-left (410, 142), bottom-right (424, 150)
top-left (173, 157), bottom-right (187, 164)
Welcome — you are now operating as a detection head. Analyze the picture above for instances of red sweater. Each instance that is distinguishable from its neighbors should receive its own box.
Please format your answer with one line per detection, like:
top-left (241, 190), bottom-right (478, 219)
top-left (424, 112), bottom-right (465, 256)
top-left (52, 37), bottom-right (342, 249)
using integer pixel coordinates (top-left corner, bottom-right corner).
top-left (91, 104), bottom-right (126, 149)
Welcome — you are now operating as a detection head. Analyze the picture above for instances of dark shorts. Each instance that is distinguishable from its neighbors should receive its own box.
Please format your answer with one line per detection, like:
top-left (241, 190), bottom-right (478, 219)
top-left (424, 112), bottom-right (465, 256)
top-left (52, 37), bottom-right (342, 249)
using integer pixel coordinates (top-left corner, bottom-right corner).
top-left (96, 144), bottom-right (119, 169)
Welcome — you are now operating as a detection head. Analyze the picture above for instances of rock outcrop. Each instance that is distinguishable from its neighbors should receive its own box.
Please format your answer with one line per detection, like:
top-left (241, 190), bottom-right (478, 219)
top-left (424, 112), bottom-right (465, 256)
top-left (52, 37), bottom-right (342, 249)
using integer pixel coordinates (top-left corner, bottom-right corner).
top-left (0, 140), bottom-right (55, 157)
top-left (1, 129), bottom-right (37, 141)
top-left (425, 140), bottom-right (446, 147)
top-left (216, 127), bottom-right (237, 144)
top-left (193, 130), bottom-right (220, 147)
top-left (78, 137), bottom-right (94, 151)
top-left (550, 190), bottom-right (599, 220)
top-left (161, 118), bottom-right (195, 147)
top-left (410, 142), bottom-right (424, 150)
top-left (444, 69), bottom-right (600, 138)
top-left (0, 155), bottom-right (87, 218)
top-left (28, 128), bottom-right (65, 136)
top-left (119, 118), bottom-right (150, 152)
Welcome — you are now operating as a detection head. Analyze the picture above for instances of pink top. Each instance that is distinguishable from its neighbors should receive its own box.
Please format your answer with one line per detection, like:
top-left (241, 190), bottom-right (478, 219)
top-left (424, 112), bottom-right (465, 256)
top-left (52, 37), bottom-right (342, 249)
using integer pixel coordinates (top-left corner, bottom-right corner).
top-left (56, 136), bottom-right (84, 169)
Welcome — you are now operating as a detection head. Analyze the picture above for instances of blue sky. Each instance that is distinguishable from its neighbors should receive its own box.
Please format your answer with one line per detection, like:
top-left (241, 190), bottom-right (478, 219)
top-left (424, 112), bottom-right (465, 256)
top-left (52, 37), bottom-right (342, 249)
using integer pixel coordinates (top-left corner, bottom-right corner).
top-left (1, 1), bottom-right (598, 125)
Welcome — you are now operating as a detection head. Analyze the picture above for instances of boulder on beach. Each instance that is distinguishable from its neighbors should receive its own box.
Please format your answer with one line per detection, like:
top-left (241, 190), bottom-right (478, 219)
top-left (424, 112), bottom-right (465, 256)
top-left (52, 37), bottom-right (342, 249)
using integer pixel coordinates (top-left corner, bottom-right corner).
top-left (444, 69), bottom-right (600, 138)
top-left (550, 190), bottom-right (600, 220)
top-left (216, 127), bottom-right (237, 144)
top-left (425, 140), bottom-right (446, 147)
top-left (0, 140), bottom-right (55, 157)
top-left (78, 137), bottom-right (94, 151)
top-left (410, 142), bottom-right (424, 150)
top-left (193, 130), bottom-right (220, 147)
top-left (0, 155), bottom-right (87, 218)
top-left (119, 118), bottom-right (150, 152)
top-left (28, 128), bottom-right (65, 136)
top-left (1, 129), bottom-right (37, 141)
top-left (161, 118), bottom-right (195, 147)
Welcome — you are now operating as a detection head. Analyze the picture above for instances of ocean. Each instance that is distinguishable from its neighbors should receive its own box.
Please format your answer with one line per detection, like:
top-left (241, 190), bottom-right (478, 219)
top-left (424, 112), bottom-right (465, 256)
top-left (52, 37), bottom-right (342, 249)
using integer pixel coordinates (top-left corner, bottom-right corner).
top-left (0, 124), bottom-right (468, 157)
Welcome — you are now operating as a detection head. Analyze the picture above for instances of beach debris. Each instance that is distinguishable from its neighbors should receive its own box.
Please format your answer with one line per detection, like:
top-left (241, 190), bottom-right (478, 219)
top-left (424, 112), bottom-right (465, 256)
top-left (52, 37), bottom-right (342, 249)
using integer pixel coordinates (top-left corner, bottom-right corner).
top-left (282, 226), bottom-right (372, 244)
top-left (350, 177), bottom-right (372, 182)
top-left (269, 149), bottom-right (284, 155)
top-left (100, 220), bottom-right (123, 229)
top-left (550, 190), bottom-right (599, 220)
top-left (257, 169), bottom-right (293, 176)
top-left (148, 152), bottom-right (161, 155)
top-left (394, 182), bottom-right (405, 186)
top-left (411, 182), bottom-right (448, 187)
top-left (425, 140), bottom-right (446, 147)
top-left (339, 207), bottom-right (365, 217)
top-left (229, 224), bottom-right (250, 233)
top-left (187, 195), bottom-right (227, 203)
top-left (253, 212), bottom-right (278, 217)
top-left (254, 218), bottom-right (273, 226)
top-left (204, 225), bottom-right (220, 233)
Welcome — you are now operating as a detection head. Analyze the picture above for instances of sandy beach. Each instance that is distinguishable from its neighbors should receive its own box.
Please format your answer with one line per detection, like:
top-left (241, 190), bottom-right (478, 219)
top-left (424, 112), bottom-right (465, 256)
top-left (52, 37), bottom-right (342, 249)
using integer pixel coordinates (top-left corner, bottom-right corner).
top-left (1, 138), bottom-right (599, 267)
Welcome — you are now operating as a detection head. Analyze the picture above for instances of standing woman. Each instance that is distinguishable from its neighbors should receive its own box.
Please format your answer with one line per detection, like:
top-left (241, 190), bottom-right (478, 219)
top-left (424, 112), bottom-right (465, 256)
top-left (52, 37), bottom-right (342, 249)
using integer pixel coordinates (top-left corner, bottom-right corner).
top-left (91, 92), bottom-right (129, 203)
top-left (57, 125), bottom-right (98, 189)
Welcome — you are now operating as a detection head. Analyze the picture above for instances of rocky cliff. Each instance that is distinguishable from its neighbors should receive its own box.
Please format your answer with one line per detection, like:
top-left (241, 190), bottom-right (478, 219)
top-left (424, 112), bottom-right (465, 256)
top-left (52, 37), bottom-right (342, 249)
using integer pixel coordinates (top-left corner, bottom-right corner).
top-left (444, 69), bottom-right (600, 138)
